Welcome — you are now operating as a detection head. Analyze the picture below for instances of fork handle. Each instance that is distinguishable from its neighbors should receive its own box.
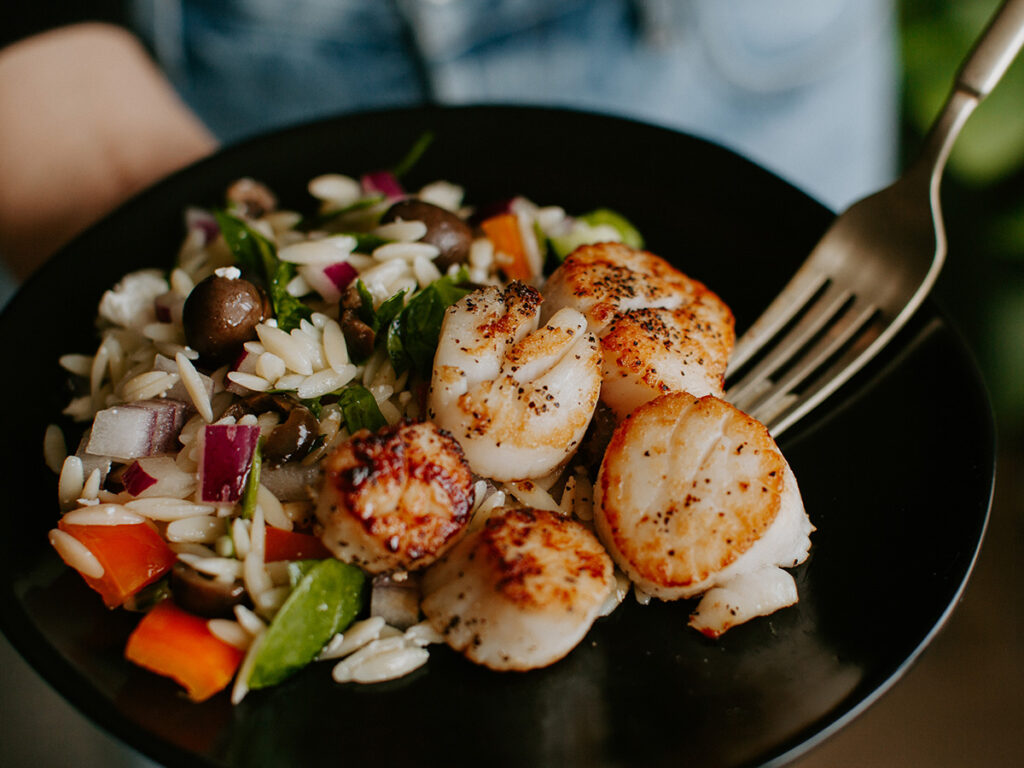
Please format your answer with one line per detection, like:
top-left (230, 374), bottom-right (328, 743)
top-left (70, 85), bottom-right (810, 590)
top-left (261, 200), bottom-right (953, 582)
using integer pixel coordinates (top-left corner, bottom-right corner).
top-left (957, 0), bottom-right (1024, 98)
top-left (915, 0), bottom-right (1024, 188)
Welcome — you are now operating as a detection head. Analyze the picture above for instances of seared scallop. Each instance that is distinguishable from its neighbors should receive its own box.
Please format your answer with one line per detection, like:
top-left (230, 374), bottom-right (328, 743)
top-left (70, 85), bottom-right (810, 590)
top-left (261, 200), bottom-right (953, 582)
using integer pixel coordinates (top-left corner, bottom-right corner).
top-left (420, 506), bottom-right (614, 671)
top-left (428, 282), bottom-right (602, 481)
top-left (543, 243), bottom-right (734, 417)
top-left (594, 392), bottom-right (812, 636)
top-left (315, 420), bottom-right (475, 573)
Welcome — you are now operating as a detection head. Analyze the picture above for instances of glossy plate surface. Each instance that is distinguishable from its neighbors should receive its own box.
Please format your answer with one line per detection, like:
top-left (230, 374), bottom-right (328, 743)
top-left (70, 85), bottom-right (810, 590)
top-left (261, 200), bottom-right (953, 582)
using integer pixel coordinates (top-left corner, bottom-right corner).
top-left (0, 106), bottom-right (995, 768)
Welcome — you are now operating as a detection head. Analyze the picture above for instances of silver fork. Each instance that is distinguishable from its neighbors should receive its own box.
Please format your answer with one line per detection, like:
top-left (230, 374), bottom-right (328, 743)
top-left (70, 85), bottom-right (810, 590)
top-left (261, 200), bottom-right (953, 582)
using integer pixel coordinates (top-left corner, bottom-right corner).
top-left (725, 0), bottom-right (1024, 438)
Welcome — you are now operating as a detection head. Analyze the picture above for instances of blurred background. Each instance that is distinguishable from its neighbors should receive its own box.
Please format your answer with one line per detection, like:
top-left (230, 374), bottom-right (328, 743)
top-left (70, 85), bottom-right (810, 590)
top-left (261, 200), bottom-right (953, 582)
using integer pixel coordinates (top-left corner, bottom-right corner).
top-left (1, 1), bottom-right (1021, 766)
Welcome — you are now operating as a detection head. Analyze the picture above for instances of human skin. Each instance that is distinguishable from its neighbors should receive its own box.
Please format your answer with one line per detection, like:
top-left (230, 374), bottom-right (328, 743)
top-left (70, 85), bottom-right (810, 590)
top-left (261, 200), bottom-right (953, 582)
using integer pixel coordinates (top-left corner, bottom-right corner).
top-left (0, 23), bottom-right (217, 279)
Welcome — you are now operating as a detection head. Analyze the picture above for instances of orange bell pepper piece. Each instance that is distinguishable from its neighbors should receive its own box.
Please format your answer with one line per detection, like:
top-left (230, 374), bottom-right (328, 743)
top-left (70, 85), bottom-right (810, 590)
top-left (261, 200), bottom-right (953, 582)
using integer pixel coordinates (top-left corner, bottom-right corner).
top-left (481, 212), bottom-right (533, 281)
top-left (58, 520), bottom-right (176, 608)
top-left (125, 600), bottom-right (243, 702)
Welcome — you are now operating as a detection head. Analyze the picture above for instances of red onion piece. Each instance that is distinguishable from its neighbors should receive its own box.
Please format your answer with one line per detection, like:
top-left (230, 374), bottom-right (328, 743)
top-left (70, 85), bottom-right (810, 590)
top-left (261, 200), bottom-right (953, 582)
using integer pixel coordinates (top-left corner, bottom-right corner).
top-left (324, 261), bottom-right (358, 291)
top-left (122, 461), bottom-right (158, 495)
top-left (154, 291), bottom-right (184, 325)
top-left (185, 207), bottom-right (220, 245)
top-left (86, 400), bottom-right (189, 461)
top-left (360, 171), bottom-right (404, 200)
top-left (298, 261), bottom-right (357, 304)
top-left (198, 424), bottom-right (261, 503)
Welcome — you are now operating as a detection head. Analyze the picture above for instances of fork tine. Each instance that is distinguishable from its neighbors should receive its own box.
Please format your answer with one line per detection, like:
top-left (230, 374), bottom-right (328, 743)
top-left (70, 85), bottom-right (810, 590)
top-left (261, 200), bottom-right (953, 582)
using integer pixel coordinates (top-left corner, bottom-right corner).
top-left (727, 266), bottom-right (829, 372)
top-left (752, 316), bottom-right (884, 436)
top-left (726, 281), bottom-right (854, 408)
top-left (736, 297), bottom-right (879, 421)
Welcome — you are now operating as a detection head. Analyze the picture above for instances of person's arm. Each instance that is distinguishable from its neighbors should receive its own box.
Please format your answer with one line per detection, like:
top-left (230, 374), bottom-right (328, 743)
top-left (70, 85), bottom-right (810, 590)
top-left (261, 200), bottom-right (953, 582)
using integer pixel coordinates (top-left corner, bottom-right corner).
top-left (0, 23), bottom-right (217, 279)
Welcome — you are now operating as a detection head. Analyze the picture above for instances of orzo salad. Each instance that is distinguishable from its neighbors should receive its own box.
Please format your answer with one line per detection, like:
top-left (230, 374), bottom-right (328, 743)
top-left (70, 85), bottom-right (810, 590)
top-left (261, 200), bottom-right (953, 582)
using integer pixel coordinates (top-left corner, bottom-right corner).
top-left (45, 137), bottom-right (812, 703)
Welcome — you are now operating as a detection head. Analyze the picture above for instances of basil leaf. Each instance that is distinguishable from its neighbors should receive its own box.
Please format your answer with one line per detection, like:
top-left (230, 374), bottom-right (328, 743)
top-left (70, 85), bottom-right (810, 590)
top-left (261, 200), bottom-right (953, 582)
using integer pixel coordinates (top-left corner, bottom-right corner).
top-left (214, 209), bottom-right (275, 277)
top-left (336, 385), bottom-right (387, 434)
top-left (386, 269), bottom-right (472, 377)
top-left (374, 289), bottom-right (407, 334)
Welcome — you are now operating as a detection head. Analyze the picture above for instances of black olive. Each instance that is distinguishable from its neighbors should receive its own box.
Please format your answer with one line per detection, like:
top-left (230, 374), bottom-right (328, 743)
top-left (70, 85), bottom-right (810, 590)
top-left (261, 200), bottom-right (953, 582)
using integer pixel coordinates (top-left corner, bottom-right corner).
top-left (263, 405), bottom-right (320, 466)
top-left (170, 562), bottom-right (247, 618)
top-left (183, 274), bottom-right (270, 366)
top-left (382, 199), bottom-right (472, 271)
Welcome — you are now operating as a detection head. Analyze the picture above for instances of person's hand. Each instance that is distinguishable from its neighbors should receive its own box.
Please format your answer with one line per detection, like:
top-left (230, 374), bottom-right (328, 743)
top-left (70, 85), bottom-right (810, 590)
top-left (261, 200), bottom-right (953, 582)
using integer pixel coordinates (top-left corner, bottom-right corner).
top-left (0, 23), bottom-right (217, 279)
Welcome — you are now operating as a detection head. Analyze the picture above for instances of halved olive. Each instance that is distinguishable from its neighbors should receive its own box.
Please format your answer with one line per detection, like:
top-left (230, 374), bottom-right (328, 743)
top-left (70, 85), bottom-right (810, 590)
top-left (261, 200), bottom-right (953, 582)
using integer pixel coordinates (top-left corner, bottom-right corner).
top-left (382, 199), bottom-right (472, 271)
top-left (183, 273), bottom-right (270, 366)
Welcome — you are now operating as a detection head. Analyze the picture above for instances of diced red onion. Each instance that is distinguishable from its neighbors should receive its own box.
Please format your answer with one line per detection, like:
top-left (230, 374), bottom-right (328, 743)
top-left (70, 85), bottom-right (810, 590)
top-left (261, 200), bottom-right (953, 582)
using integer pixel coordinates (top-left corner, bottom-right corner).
top-left (75, 432), bottom-right (112, 484)
top-left (122, 461), bottom-right (158, 495)
top-left (298, 261), bottom-right (358, 303)
top-left (154, 291), bottom-right (184, 325)
top-left (86, 400), bottom-right (189, 461)
top-left (324, 261), bottom-right (358, 291)
top-left (198, 424), bottom-right (261, 503)
top-left (361, 171), bottom-right (404, 200)
top-left (185, 207), bottom-right (220, 245)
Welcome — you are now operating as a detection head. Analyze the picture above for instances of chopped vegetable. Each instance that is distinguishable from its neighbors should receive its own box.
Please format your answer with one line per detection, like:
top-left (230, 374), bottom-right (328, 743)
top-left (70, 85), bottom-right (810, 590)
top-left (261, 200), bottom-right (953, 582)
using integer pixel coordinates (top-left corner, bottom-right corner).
top-left (579, 208), bottom-right (644, 248)
top-left (239, 437), bottom-right (263, 518)
top-left (297, 261), bottom-right (358, 304)
top-left (264, 526), bottom-right (333, 562)
top-left (122, 461), bottom-right (158, 496)
top-left (125, 600), bottom-right (244, 701)
top-left (481, 212), bottom-right (533, 280)
top-left (58, 520), bottom-right (176, 608)
top-left (336, 385), bottom-right (387, 434)
top-left (86, 400), bottom-right (189, 461)
top-left (198, 424), bottom-right (261, 503)
top-left (386, 270), bottom-right (472, 376)
top-left (360, 171), bottom-right (405, 201)
top-left (248, 559), bottom-right (365, 689)
top-left (549, 208), bottom-right (645, 261)
top-left (214, 211), bottom-right (311, 332)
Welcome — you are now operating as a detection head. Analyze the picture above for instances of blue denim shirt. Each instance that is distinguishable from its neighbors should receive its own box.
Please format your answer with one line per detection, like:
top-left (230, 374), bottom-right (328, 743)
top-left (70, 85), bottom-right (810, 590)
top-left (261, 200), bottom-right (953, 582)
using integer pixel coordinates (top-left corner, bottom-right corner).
top-left (131, 0), bottom-right (900, 211)
top-left (129, 0), bottom-right (898, 212)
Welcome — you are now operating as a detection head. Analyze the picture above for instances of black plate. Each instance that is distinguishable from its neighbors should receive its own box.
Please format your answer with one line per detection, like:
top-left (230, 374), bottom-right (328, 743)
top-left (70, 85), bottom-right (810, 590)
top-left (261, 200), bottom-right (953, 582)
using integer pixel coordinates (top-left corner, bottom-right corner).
top-left (0, 106), bottom-right (995, 768)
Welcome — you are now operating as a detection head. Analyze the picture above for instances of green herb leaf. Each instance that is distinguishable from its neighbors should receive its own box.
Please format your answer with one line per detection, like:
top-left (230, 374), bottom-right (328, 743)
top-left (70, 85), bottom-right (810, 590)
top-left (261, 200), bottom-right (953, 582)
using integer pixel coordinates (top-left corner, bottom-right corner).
top-left (336, 385), bottom-right (387, 434)
top-left (392, 130), bottom-right (435, 178)
top-left (301, 194), bottom-right (386, 231)
top-left (385, 269), bottom-right (472, 376)
top-left (351, 232), bottom-right (391, 254)
top-left (373, 289), bottom-right (407, 334)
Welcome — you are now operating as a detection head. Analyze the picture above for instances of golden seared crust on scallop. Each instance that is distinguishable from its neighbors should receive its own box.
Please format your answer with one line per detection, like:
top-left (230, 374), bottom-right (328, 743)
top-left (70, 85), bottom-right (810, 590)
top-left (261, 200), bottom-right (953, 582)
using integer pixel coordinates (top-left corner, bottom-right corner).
top-left (544, 242), bottom-right (702, 326)
top-left (420, 507), bottom-right (614, 671)
top-left (594, 392), bottom-right (806, 601)
top-left (543, 243), bottom-right (734, 417)
top-left (315, 420), bottom-right (475, 573)
top-left (599, 303), bottom-right (733, 418)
